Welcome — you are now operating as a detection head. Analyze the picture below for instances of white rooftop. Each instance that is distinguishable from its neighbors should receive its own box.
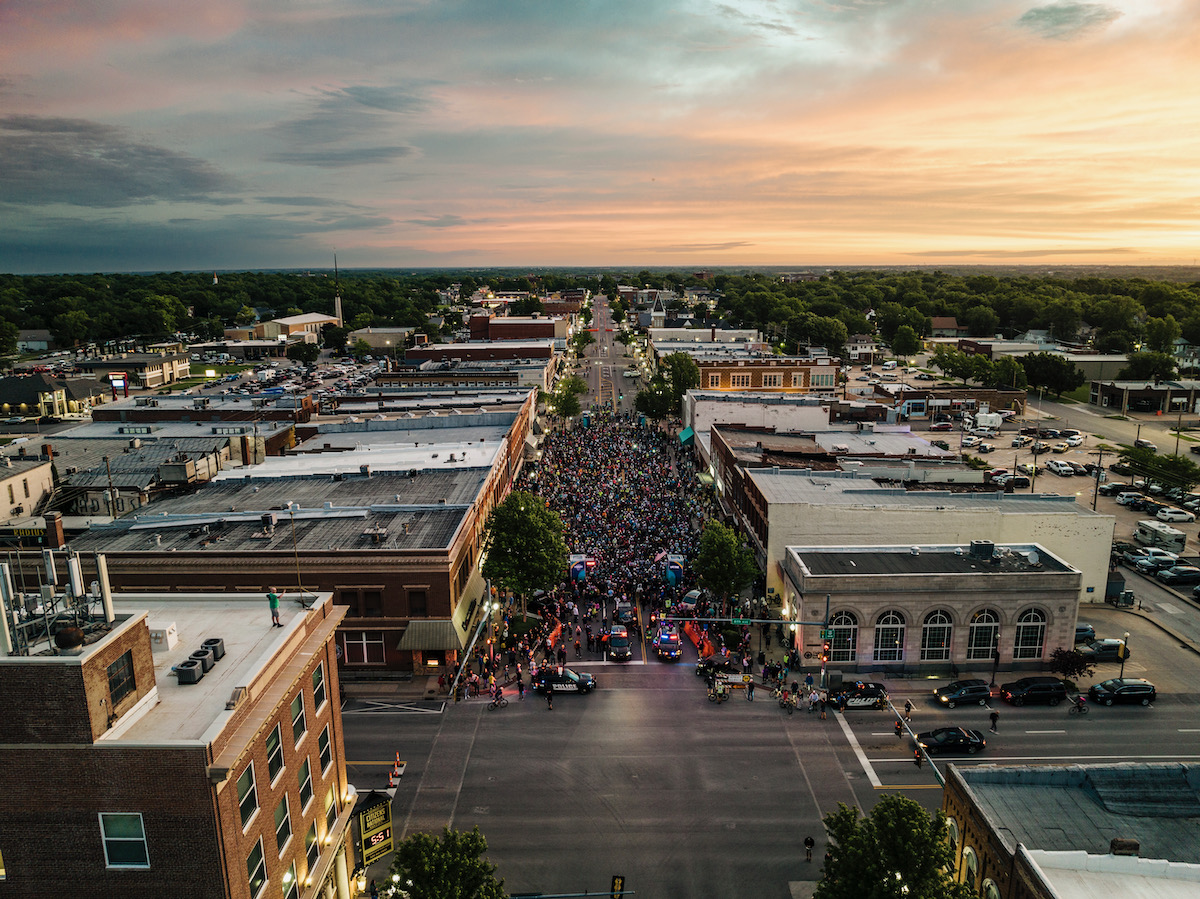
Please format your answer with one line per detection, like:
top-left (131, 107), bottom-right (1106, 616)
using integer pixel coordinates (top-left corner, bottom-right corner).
top-left (1025, 849), bottom-right (1200, 899)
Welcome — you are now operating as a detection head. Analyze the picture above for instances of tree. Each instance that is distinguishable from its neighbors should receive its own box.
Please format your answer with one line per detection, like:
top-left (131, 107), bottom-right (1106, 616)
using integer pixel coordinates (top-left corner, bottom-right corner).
top-left (1117, 351), bottom-right (1177, 382)
top-left (322, 325), bottom-right (349, 352)
top-left (512, 295), bottom-right (544, 316)
top-left (571, 330), bottom-right (596, 355)
top-left (962, 305), bottom-right (1000, 337)
top-left (660, 351), bottom-right (700, 406)
top-left (1021, 353), bottom-right (1086, 397)
top-left (1048, 647), bottom-right (1096, 685)
top-left (350, 338), bottom-right (373, 361)
top-left (1119, 446), bottom-right (1200, 491)
top-left (286, 342), bottom-right (321, 365)
top-left (0, 319), bottom-right (18, 356)
top-left (635, 378), bottom-right (675, 421)
top-left (985, 355), bottom-right (1027, 390)
top-left (548, 375), bottom-right (587, 419)
top-left (692, 521), bottom-right (757, 614)
top-left (930, 347), bottom-right (974, 384)
top-left (1143, 315), bottom-right (1182, 354)
top-left (481, 491), bottom-right (569, 613)
top-left (387, 826), bottom-right (505, 899)
top-left (234, 304), bottom-right (257, 326)
top-left (891, 325), bottom-right (921, 360)
top-left (814, 796), bottom-right (973, 899)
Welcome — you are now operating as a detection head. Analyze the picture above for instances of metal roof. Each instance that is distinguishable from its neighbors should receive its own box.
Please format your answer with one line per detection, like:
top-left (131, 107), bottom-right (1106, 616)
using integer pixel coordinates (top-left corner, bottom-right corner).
top-left (793, 544), bottom-right (1072, 577)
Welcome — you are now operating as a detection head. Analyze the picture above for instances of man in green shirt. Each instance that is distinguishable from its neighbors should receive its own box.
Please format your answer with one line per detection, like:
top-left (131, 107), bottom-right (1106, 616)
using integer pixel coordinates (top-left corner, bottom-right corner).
top-left (268, 589), bottom-right (281, 627)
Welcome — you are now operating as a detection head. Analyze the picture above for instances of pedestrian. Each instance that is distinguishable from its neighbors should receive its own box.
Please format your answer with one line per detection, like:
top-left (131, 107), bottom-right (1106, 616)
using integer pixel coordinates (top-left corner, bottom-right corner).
top-left (904, 700), bottom-right (913, 722)
top-left (989, 710), bottom-right (999, 733)
top-left (517, 679), bottom-right (525, 701)
top-left (547, 688), bottom-right (554, 711)
top-left (267, 588), bottom-right (281, 627)
top-left (804, 835), bottom-right (815, 862)
top-left (819, 691), bottom-right (828, 720)
top-left (747, 680), bottom-right (755, 701)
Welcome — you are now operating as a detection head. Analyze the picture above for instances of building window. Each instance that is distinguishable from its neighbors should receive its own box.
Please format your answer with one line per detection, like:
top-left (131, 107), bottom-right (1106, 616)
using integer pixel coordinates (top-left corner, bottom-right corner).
top-left (246, 838), bottom-right (267, 899)
top-left (23, 478), bottom-right (29, 498)
top-left (967, 608), bottom-right (1000, 661)
top-left (963, 847), bottom-right (978, 890)
top-left (362, 590), bottom-right (383, 617)
top-left (830, 611), bottom-right (858, 662)
top-left (312, 663), bottom-right (327, 711)
top-left (708, 374), bottom-right (720, 388)
top-left (318, 726), bottom-right (333, 774)
top-left (921, 610), bottom-right (953, 662)
top-left (237, 763), bottom-right (258, 827)
top-left (291, 693), bottom-right (307, 744)
top-left (298, 757), bottom-right (313, 810)
top-left (266, 724), bottom-right (284, 782)
top-left (6, 485), bottom-right (12, 504)
top-left (983, 879), bottom-right (1001, 899)
top-left (792, 373), bottom-right (803, 387)
top-left (99, 813), bottom-right (150, 869)
top-left (946, 817), bottom-right (959, 858)
top-left (107, 650), bottom-right (136, 706)
top-left (282, 861), bottom-right (299, 899)
top-left (730, 373), bottom-right (751, 388)
top-left (409, 589), bottom-right (428, 617)
top-left (274, 797), bottom-right (292, 855)
top-left (762, 373), bottom-right (782, 388)
top-left (872, 610), bottom-right (905, 662)
top-left (342, 631), bottom-right (387, 665)
top-left (325, 786), bottom-right (339, 834)
top-left (305, 822), bottom-right (320, 873)
top-left (1013, 607), bottom-right (1047, 660)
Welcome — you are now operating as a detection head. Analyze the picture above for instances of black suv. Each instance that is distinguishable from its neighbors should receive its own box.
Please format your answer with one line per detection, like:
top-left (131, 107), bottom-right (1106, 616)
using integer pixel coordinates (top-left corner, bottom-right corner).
top-left (533, 666), bottom-right (597, 694)
top-left (1000, 676), bottom-right (1067, 706)
top-left (838, 682), bottom-right (889, 710)
top-left (607, 624), bottom-right (632, 661)
top-left (1088, 678), bottom-right (1156, 706)
top-left (933, 679), bottom-right (991, 709)
top-left (696, 654), bottom-right (739, 679)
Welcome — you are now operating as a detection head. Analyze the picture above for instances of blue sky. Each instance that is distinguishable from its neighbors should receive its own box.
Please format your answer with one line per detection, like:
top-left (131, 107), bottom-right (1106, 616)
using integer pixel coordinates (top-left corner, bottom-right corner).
top-left (1, 1), bottom-right (1197, 273)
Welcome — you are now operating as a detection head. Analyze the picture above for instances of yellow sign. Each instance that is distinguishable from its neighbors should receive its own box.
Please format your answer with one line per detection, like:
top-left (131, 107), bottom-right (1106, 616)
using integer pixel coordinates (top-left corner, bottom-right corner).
top-left (358, 800), bottom-right (394, 865)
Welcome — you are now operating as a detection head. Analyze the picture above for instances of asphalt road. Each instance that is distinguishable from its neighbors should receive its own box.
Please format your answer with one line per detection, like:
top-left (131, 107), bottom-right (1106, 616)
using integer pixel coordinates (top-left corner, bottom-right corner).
top-left (342, 598), bottom-right (1200, 898)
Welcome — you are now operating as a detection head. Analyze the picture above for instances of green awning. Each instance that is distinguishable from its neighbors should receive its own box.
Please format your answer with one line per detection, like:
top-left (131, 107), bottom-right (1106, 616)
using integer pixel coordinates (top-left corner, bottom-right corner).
top-left (397, 620), bottom-right (465, 651)
top-left (679, 427), bottom-right (695, 446)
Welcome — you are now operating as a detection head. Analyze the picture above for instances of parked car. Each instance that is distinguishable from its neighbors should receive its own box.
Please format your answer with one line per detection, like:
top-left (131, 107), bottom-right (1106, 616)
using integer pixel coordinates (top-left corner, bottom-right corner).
top-left (933, 679), bottom-right (991, 709)
top-left (1051, 442), bottom-right (1070, 453)
top-left (1097, 482), bottom-right (1124, 496)
top-left (1007, 475), bottom-right (1031, 488)
top-left (917, 726), bottom-right (987, 755)
top-left (930, 422), bottom-right (954, 431)
top-left (1045, 459), bottom-right (1074, 477)
top-left (1116, 492), bottom-right (1144, 506)
top-left (1088, 678), bottom-right (1156, 707)
top-left (1109, 461), bottom-right (1133, 475)
top-left (1000, 677), bottom-right (1068, 706)
top-left (1074, 623), bottom-right (1096, 644)
top-left (1157, 508), bottom-right (1196, 523)
top-left (931, 439), bottom-right (950, 450)
top-left (1011, 435), bottom-right (1033, 447)
top-left (1065, 435), bottom-right (1084, 446)
top-left (1078, 639), bottom-right (1130, 662)
top-left (977, 443), bottom-right (995, 454)
top-left (1031, 442), bottom-right (1050, 455)
top-left (1156, 565), bottom-right (1200, 585)
top-left (962, 435), bottom-right (980, 448)
top-left (1125, 547), bottom-right (1179, 571)
top-left (915, 373), bottom-right (936, 381)
top-left (1067, 461), bottom-right (1088, 476)
top-left (1017, 462), bottom-right (1037, 475)
top-left (1134, 438), bottom-right (1158, 452)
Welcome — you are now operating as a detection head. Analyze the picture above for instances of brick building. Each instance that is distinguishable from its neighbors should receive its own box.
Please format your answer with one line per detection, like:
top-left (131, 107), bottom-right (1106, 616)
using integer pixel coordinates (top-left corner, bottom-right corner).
top-left (0, 559), bottom-right (356, 899)
top-left (467, 314), bottom-right (568, 341)
top-left (405, 340), bottom-right (555, 364)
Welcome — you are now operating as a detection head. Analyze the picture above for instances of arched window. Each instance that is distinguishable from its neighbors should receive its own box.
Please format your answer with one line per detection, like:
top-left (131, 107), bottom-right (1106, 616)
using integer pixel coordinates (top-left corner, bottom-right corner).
top-left (967, 609), bottom-right (999, 661)
top-left (830, 611), bottom-right (858, 662)
top-left (963, 847), bottom-right (978, 890)
top-left (983, 879), bottom-right (1001, 899)
top-left (1013, 607), bottom-right (1047, 660)
top-left (921, 610), bottom-right (953, 661)
top-left (946, 817), bottom-right (959, 857)
top-left (873, 610), bottom-right (905, 662)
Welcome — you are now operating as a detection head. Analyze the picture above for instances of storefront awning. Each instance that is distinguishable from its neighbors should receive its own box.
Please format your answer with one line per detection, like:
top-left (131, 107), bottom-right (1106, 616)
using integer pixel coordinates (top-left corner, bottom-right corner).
top-left (679, 427), bottom-right (695, 446)
top-left (397, 620), bottom-right (465, 651)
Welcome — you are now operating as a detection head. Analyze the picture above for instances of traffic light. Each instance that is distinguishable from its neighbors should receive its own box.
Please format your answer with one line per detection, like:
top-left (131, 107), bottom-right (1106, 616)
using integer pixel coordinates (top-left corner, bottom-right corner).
top-left (913, 749), bottom-right (923, 768)
top-left (821, 641), bottom-right (831, 662)
top-left (894, 720), bottom-right (903, 739)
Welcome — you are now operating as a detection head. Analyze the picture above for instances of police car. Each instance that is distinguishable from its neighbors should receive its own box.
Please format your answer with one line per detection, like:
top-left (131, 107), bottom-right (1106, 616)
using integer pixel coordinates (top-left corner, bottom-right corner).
top-left (652, 625), bottom-right (682, 661)
top-left (533, 666), bottom-right (597, 694)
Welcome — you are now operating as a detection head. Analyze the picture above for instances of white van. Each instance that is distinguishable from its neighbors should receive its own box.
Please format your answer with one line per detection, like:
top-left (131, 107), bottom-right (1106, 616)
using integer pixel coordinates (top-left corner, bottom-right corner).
top-left (881, 361), bottom-right (898, 371)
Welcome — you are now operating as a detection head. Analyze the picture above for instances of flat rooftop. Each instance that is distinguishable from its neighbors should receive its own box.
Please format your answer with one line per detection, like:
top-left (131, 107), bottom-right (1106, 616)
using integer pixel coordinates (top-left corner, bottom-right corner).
top-left (107, 591), bottom-right (331, 744)
top-left (953, 763), bottom-right (1200, 864)
top-left (790, 543), bottom-right (1072, 577)
top-left (747, 469), bottom-right (1099, 513)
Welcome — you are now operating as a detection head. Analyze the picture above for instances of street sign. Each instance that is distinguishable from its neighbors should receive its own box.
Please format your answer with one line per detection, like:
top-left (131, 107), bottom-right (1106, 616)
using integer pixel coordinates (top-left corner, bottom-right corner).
top-left (733, 618), bottom-right (750, 625)
top-left (821, 629), bottom-right (833, 639)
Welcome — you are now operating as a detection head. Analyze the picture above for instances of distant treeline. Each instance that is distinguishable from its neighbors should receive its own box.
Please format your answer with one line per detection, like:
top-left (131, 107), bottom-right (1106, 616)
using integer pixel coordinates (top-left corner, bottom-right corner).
top-left (2, 269), bottom-right (1200, 360)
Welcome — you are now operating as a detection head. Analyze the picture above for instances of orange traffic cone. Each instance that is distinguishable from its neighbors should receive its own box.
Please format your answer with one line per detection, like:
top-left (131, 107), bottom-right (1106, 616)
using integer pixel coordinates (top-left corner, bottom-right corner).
top-left (388, 772), bottom-right (397, 788)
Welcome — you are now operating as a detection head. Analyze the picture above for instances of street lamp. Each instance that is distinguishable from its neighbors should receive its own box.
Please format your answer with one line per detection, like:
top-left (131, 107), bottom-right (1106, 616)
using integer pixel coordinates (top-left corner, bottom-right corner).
top-left (1120, 631), bottom-right (1130, 678)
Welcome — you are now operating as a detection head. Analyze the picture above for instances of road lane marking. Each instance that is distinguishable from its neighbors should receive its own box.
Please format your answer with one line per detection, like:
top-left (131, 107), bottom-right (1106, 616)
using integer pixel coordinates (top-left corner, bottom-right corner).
top-left (1158, 602), bottom-right (1183, 615)
top-left (1025, 730), bottom-right (1066, 734)
top-left (836, 712), bottom-right (882, 787)
top-left (1179, 729), bottom-right (1200, 733)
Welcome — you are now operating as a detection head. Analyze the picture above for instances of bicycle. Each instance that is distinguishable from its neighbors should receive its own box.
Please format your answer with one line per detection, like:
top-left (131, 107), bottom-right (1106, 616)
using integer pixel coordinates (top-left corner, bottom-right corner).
top-left (487, 695), bottom-right (509, 711)
top-left (1068, 699), bottom-right (1088, 716)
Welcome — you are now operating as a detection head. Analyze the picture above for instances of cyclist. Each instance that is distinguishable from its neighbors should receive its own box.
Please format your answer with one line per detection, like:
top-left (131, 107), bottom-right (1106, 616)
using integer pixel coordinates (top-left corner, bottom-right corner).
top-left (1074, 694), bottom-right (1087, 711)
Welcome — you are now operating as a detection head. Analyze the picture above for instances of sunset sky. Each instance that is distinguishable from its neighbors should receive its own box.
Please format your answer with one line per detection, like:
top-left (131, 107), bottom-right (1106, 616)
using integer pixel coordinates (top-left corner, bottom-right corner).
top-left (2, 0), bottom-right (1198, 273)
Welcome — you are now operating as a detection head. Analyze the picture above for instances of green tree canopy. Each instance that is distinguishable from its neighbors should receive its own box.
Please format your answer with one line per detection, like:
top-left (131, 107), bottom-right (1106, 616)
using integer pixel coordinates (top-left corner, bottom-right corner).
top-left (571, 330), bottom-right (596, 355)
top-left (481, 490), bottom-right (569, 603)
top-left (1048, 647), bottom-right (1096, 684)
top-left (1021, 352), bottom-right (1086, 397)
top-left (814, 796), bottom-right (973, 899)
top-left (387, 826), bottom-right (506, 899)
top-left (548, 375), bottom-right (588, 418)
top-left (660, 351), bottom-right (700, 405)
top-left (692, 521), bottom-right (757, 612)
top-left (1143, 315), bottom-right (1182, 354)
top-left (635, 377), bottom-right (675, 421)
top-left (350, 338), bottom-right (373, 360)
top-left (1118, 446), bottom-right (1200, 491)
top-left (285, 342), bottom-right (321, 365)
top-left (985, 355), bottom-right (1028, 390)
top-left (322, 325), bottom-right (349, 352)
top-left (1118, 351), bottom-right (1177, 382)
top-left (890, 325), bottom-right (921, 359)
